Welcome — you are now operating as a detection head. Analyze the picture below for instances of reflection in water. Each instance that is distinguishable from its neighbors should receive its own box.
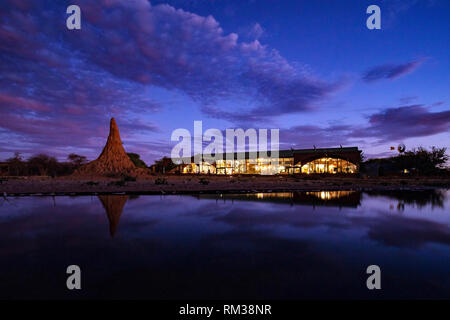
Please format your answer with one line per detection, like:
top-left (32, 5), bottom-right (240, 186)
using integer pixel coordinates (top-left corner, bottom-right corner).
top-left (295, 191), bottom-right (361, 207)
top-left (367, 189), bottom-right (446, 210)
top-left (198, 190), bottom-right (362, 208)
top-left (98, 195), bottom-right (129, 237)
top-left (307, 191), bottom-right (349, 200)
top-left (0, 189), bottom-right (449, 299)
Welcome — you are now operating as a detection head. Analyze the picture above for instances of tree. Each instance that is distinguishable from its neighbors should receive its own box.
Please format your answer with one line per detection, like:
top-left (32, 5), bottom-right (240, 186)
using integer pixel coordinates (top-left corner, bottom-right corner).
top-left (396, 146), bottom-right (448, 174)
top-left (5, 152), bottom-right (26, 176)
top-left (28, 154), bottom-right (58, 176)
top-left (153, 156), bottom-right (176, 173)
top-left (127, 153), bottom-right (147, 168)
top-left (67, 153), bottom-right (87, 167)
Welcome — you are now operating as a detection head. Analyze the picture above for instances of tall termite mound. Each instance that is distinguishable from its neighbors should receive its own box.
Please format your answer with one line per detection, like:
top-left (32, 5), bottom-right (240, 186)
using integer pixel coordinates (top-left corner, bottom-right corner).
top-left (74, 118), bottom-right (144, 176)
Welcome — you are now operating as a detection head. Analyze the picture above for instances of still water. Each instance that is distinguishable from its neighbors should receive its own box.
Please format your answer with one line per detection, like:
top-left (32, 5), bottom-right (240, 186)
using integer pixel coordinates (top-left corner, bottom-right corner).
top-left (0, 190), bottom-right (449, 299)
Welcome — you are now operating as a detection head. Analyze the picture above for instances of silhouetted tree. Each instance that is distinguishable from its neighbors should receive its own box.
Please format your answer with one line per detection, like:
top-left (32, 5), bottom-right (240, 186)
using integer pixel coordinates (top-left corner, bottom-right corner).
top-left (362, 146), bottom-right (448, 176)
top-left (67, 153), bottom-right (87, 167)
top-left (28, 154), bottom-right (58, 176)
top-left (5, 152), bottom-right (26, 176)
top-left (127, 153), bottom-right (147, 168)
top-left (153, 156), bottom-right (176, 173)
top-left (397, 146), bottom-right (448, 174)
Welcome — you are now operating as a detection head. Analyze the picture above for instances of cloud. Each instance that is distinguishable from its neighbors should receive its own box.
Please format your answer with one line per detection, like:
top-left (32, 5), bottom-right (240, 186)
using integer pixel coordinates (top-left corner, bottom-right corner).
top-left (276, 103), bottom-right (450, 149)
top-left (0, 94), bottom-right (51, 112)
top-left (248, 23), bottom-right (264, 39)
top-left (0, 0), bottom-right (347, 159)
top-left (68, 0), bottom-right (343, 121)
top-left (362, 59), bottom-right (424, 82)
top-left (352, 104), bottom-right (450, 142)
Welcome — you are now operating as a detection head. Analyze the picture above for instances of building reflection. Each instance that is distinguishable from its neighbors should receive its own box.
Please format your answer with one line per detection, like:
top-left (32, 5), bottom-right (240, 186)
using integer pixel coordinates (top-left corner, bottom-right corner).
top-left (197, 189), bottom-right (448, 210)
top-left (95, 190), bottom-right (446, 236)
top-left (98, 195), bottom-right (129, 237)
top-left (197, 191), bottom-right (362, 208)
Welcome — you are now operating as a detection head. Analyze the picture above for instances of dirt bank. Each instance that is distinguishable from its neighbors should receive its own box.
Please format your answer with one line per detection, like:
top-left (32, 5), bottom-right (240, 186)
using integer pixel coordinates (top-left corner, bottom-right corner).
top-left (0, 175), bottom-right (449, 196)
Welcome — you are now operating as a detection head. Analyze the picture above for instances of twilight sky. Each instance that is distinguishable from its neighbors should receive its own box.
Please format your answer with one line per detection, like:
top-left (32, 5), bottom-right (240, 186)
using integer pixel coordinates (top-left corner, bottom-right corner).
top-left (0, 0), bottom-right (449, 164)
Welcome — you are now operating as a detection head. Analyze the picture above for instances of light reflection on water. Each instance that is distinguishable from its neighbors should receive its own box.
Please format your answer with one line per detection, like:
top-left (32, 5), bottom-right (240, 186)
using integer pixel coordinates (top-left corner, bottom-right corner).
top-left (0, 190), bottom-right (449, 299)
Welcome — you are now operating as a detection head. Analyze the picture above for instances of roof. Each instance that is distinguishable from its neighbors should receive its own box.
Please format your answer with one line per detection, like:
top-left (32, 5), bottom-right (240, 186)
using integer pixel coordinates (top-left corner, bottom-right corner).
top-left (293, 147), bottom-right (359, 154)
top-left (177, 146), bottom-right (361, 163)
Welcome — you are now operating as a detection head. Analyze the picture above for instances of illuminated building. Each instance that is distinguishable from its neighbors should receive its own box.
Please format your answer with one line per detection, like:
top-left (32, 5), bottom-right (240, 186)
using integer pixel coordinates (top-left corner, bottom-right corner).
top-left (177, 147), bottom-right (362, 175)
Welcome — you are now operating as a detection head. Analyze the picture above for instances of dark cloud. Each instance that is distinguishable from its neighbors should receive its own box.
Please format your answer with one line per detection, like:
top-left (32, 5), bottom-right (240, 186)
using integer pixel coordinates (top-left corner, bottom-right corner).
top-left (352, 104), bottom-right (450, 142)
top-left (362, 59), bottom-right (424, 82)
top-left (276, 104), bottom-right (450, 149)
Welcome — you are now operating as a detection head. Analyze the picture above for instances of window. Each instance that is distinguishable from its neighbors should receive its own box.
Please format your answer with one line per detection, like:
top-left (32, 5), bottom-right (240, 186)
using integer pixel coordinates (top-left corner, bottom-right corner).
top-left (301, 157), bottom-right (357, 174)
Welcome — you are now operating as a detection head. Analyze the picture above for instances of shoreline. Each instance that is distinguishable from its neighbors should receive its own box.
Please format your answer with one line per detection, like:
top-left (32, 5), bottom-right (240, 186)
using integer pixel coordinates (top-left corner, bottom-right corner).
top-left (0, 175), bottom-right (449, 196)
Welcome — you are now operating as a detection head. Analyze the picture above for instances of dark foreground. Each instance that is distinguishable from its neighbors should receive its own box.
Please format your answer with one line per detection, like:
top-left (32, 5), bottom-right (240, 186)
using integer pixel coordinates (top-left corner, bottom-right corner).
top-left (0, 189), bottom-right (449, 299)
top-left (0, 175), bottom-right (449, 195)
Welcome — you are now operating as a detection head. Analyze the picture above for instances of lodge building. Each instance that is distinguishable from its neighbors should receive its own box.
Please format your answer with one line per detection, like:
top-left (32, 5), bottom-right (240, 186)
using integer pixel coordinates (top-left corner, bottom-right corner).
top-left (177, 147), bottom-right (362, 175)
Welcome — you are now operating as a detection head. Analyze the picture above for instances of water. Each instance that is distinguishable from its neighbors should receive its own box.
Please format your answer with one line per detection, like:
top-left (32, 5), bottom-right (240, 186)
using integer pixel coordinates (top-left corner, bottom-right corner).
top-left (0, 190), bottom-right (449, 299)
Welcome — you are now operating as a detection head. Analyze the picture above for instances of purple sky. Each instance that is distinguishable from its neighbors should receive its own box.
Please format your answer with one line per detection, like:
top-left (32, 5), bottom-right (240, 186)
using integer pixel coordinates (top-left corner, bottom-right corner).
top-left (0, 0), bottom-right (449, 164)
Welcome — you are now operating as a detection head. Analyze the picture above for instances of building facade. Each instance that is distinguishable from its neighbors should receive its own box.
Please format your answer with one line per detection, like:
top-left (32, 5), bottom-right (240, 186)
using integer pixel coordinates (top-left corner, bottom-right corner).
top-left (177, 147), bottom-right (362, 175)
